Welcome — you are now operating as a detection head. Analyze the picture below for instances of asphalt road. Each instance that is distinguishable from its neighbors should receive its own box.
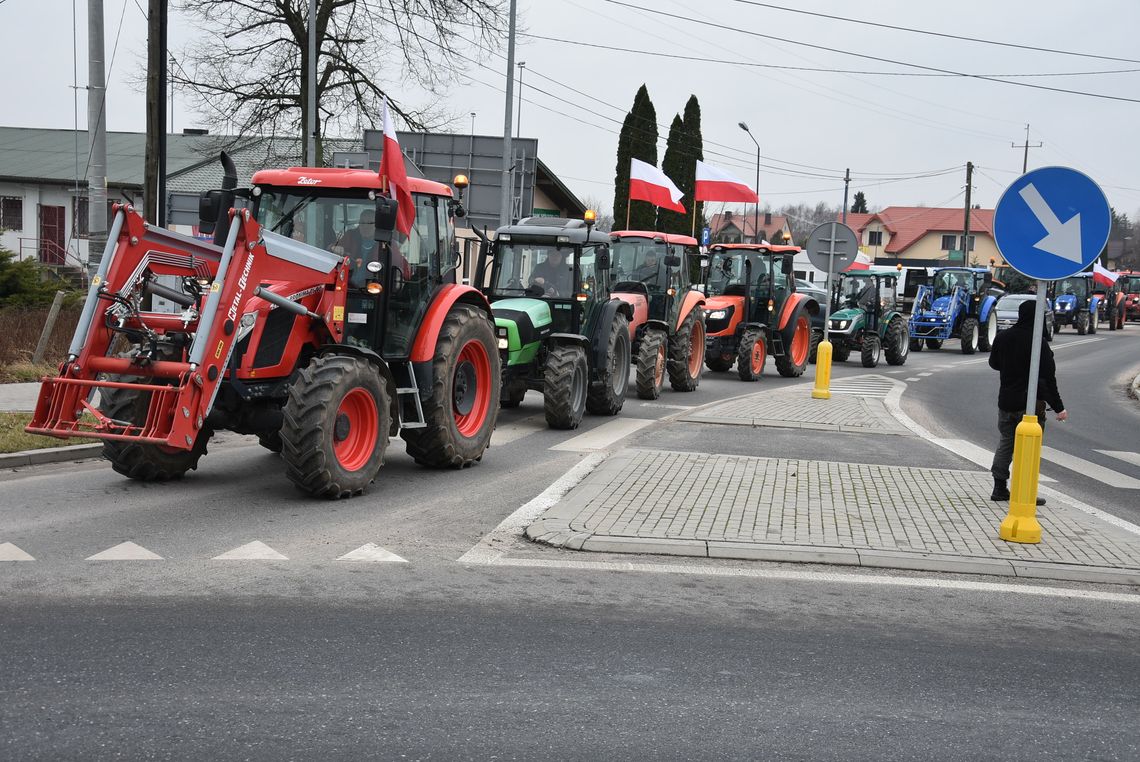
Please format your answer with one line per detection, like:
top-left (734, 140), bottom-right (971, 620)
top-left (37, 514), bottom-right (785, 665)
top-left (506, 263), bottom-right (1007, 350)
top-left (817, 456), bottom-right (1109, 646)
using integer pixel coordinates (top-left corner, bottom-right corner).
top-left (2, 340), bottom-right (1138, 759)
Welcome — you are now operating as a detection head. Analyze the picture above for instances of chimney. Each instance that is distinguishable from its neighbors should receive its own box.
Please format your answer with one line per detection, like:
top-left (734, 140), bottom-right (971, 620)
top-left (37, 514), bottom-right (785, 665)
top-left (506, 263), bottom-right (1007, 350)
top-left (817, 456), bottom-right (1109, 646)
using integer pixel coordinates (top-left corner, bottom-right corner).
top-left (724, 210), bottom-right (733, 219)
top-left (182, 128), bottom-right (209, 136)
top-left (764, 212), bottom-right (772, 226)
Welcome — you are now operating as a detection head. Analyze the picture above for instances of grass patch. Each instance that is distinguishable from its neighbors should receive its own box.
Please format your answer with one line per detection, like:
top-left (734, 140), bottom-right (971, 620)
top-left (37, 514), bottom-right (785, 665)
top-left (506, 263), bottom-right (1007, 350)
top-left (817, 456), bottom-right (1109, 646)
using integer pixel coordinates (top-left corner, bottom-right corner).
top-left (0, 412), bottom-right (97, 454)
top-left (0, 362), bottom-right (56, 383)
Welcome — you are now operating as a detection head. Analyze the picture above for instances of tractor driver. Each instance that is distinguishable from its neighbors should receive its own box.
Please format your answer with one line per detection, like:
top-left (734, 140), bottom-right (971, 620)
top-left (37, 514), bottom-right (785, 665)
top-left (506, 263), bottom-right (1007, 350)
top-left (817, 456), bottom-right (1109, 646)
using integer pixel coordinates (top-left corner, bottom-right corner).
top-left (333, 210), bottom-right (379, 288)
top-left (530, 248), bottom-right (572, 296)
top-left (631, 251), bottom-right (661, 284)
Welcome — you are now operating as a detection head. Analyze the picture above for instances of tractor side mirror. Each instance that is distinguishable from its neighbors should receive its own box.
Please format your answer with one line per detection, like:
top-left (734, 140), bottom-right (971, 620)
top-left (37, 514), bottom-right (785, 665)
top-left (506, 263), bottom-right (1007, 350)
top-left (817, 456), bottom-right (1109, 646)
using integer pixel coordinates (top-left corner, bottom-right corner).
top-left (596, 248), bottom-right (611, 270)
top-left (373, 196), bottom-right (399, 243)
top-left (781, 257), bottom-right (794, 275)
top-left (197, 190), bottom-right (223, 234)
top-left (663, 255), bottom-right (681, 268)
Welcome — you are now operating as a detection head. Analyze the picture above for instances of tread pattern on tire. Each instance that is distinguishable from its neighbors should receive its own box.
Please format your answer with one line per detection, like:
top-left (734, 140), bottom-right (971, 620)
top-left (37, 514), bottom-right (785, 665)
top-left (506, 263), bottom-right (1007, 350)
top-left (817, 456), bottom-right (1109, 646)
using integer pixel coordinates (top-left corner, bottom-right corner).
top-left (402, 304), bottom-right (500, 468)
top-left (960, 317), bottom-right (979, 355)
top-left (861, 333), bottom-right (881, 368)
top-left (808, 328), bottom-right (822, 364)
top-left (884, 316), bottom-right (909, 366)
top-left (586, 312), bottom-right (630, 415)
top-left (544, 344), bottom-right (587, 430)
top-left (636, 329), bottom-right (666, 399)
top-left (667, 309), bottom-right (704, 392)
top-left (737, 327), bottom-right (763, 381)
top-left (100, 379), bottom-right (212, 481)
top-left (774, 312), bottom-right (808, 378)
top-left (978, 311), bottom-right (997, 352)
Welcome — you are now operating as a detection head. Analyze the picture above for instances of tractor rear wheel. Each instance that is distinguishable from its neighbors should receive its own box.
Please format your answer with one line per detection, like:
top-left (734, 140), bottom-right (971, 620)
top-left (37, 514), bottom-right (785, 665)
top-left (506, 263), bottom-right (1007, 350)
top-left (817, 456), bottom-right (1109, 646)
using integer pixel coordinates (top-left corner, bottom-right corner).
top-left (775, 312), bottom-right (810, 378)
top-left (99, 380), bottom-right (213, 481)
top-left (258, 431), bottom-right (283, 453)
top-left (1089, 310), bottom-right (1099, 334)
top-left (636, 329), bottom-right (667, 399)
top-left (403, 304), bottom-right (499, 468)
top-left (1075, 311), bottom-right (1089, 335)
top-left (668, 309), bottom-right (705, 392)
top-left (861, 333), bottom-right (882, 368)
top-left (909, 338), bottom-right (923, 352)
top-left (544, 344), bottom-right (588, 429)
top-left (808, 328), bottom-right (823, 364)
top-left (281, 355), bottom-right (389, 498)
top-left (884, 317), bottom-right (909, 366)
top-left (705, 355), bottom-right (734, 373)
top-left (978, 310), bottom-right (997, 352)
top-left (960, 317), bottom-right (979, 354)
top-left (586, 312), bottom-right (630, 415)
top-left (737, 327), bottom-right (765, 381)
top-left (925, 338), bottom-right (943, 350)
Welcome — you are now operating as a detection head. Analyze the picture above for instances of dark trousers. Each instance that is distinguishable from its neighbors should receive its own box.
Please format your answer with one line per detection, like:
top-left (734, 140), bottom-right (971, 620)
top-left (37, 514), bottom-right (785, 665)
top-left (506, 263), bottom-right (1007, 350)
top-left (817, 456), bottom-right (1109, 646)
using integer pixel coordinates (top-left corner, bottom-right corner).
top-left (990, 401), bottom-right (1047, 482)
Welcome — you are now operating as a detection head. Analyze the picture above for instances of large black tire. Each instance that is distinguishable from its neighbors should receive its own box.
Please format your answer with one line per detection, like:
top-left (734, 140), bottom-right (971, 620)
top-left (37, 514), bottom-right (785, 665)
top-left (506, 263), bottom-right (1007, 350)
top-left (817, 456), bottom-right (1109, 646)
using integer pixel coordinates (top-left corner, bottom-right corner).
top-left (925, 338), bottom-right (943, 350)
top-left (978, 310), bottom-right (997, 352)
top-left (1088, 309), bottom-right (1098, 335)
top-left (586, 313), bottom-right (631, 415)
top-left (861, 333), bottom-right (882, 368)
top-left (833, 344), bottom-right (851, 362)
top-left (884, 317), bottom-right (909, 366)
top-left (808, 328), bottom-right (823, 364)
top-left (960, 317), bottom-right (979, 355)
top-left (668, 309), bottom-right (705, 392)
top-left (636, 329), bottom-right (667, 399)
top-left (705, 355), bottom-right (734, 373)
top-left (1045, 317), bottom-right (1054, 342)
top-left (737, 327), bottom-right (765, 382)
top-left (500, 381), bottom-right (527, 408)
top-left (99, 381), bottom-right (212, 481)
top-left (281, 355), bottom-right (390, 499)
top-left (1075, 310), bottom-right (1089, 335)
top-left (258, 431), bottom-right (283, 453)
top-left (544, 344), bottom-right (588, 429)
top-left (403, 304), bottom-right (500, 468)
top-left (774, 311), bottom-right (811, 378)
top-left (909, 337), bottom-right (923, 352)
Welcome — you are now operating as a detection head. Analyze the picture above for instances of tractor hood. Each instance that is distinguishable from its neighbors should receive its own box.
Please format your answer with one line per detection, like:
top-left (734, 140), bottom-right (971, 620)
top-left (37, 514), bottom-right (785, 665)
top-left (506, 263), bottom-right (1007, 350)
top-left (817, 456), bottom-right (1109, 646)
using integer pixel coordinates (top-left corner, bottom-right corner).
top-left (704, 294), bottom-right (743, 312)
top-left (928, 295), bottom-right (954, 315)
top-left (827, 306), bottom-right (865, 335)
top-left (1053, 294), bottom-right (1077, 311)
top-left (491, 298), bottom-right (553, 363)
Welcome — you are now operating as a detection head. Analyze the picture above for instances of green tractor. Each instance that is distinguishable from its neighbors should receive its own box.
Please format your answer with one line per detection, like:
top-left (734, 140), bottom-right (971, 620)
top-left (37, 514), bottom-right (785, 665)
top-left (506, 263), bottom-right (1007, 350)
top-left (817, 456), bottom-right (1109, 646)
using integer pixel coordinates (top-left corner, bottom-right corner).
top-left (478, 217), bottom-right (633, 430)
top-left (820, 268), bottom-right (909, 368)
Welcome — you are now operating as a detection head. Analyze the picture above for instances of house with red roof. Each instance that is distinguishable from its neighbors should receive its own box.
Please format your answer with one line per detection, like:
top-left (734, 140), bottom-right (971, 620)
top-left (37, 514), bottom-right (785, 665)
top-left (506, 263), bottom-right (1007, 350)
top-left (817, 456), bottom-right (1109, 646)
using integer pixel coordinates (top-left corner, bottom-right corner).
top-left (841, 206), bottom-right (1003, 268)
top-left (709, 210), bottom-right (793, 246)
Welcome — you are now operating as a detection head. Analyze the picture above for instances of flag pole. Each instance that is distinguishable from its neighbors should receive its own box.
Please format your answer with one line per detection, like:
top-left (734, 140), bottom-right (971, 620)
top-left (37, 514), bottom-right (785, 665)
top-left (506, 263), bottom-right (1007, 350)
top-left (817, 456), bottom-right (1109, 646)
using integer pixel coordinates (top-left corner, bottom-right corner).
top-left (625, 200), bottom-right (631, 231)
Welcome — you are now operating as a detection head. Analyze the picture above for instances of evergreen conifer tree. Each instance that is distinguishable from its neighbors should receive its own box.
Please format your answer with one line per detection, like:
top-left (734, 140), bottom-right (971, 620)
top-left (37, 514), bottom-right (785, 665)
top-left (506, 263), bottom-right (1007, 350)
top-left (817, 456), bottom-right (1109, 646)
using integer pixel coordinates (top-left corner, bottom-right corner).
top-left (680, 95), bottom-right (705, 236)
top-left (851, 191), bottom-right (868, 214)
top-left (613, 84), bottom-right (658, 231)
top-left (659, 114), bottom-right (688, 234)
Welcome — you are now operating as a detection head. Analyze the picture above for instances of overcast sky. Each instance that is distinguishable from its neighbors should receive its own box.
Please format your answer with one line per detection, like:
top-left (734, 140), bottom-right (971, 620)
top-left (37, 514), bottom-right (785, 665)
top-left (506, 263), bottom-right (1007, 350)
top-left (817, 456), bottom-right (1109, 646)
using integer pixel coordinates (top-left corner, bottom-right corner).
top-left (3, 0), bottom-right (1138, 220)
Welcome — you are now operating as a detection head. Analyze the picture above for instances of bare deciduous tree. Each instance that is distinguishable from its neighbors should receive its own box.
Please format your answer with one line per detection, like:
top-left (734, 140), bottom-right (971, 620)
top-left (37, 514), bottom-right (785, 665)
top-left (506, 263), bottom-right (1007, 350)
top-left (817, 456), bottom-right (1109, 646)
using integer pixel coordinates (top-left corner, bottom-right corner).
top-left (172, 0), bottom-right (507, 163)
top-left (580, 196), bottom-right (614, 233)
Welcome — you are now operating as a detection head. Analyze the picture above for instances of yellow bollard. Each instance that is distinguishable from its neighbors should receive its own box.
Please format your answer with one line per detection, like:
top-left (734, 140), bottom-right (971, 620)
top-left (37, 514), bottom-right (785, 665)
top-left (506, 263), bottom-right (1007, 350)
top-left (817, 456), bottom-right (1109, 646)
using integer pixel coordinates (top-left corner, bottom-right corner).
top-left (812, 339), bottom-right (832, 399)
top-left (999, 414), bottom-right (1043, 544)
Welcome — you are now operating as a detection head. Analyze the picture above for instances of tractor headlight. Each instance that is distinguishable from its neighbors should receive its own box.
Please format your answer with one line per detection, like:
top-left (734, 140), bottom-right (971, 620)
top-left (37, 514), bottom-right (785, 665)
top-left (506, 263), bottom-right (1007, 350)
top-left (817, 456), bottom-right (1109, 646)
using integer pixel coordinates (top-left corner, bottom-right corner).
top-left (496, 326), bottom-right (509, 350)
top-left (498, 338), bottom-right (509, 350)
top-left (708, 309), bottom-right (727, 320)
top-left (830, 319), bottom-right (849, 330)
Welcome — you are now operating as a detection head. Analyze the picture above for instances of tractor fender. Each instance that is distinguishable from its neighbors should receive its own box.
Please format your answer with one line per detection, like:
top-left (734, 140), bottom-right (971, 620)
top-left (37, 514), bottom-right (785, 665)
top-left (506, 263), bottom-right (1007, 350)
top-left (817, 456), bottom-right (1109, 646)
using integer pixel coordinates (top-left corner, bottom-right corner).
top-left (979, 295), bottom-right (998, 322)
top-left (315, 343), bottom-right (400, 436)
top-left (777, 293), bottom-right (817, 332)
top-left (410, 284), bottom-right (492, 363)
top-left (1089, 295), bottom-right (1101, 314)
top-left (589, 297), bottom-right (633, 373)
top-left (548, 332), bottom-right (590, 349)
top-left (673, 290), bottom-right (706, 332)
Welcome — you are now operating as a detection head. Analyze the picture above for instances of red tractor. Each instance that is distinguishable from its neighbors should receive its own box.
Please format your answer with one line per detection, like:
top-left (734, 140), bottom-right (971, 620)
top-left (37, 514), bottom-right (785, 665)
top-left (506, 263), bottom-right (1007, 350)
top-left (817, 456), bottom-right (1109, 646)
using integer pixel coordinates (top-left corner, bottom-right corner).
top-left (26, 155), bottom-right (500, 498)
top-left (1118, 271), bottom-right (1140, 323)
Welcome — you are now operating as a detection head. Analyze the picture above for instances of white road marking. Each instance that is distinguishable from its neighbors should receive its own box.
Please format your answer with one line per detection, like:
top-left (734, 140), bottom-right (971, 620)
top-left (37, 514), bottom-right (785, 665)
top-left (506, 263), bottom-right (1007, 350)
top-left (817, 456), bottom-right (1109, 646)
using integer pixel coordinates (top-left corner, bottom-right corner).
top-left (918, 372), bottom-right (933, 377)
top-left (86, 541), bottom-right (162, 561)
top-left (928, 438), bottom-right (1056, 482)
top-left (1051, 337), bottom-right (1103, 350)
top-left (1041, 447), bottom-right (1140, 489)
top-left (336, 543), bottom-right (407, 563)
top-left (905, 377), bottom-right (921, 382)
top-left (639, 402), bottom-right (695, 410)
top-left (886, 370), bottom-right (905, 374)
top-left (549, 418), bottom-right (655, 452)
top-left (491, 414), bottom-right (548, 446)
top-left (1099, 450), bottom-right (1140, 468)
top-left (212, 541), bottom-right (288, 560)
top-left (0, 542), bottom-right (35, 561)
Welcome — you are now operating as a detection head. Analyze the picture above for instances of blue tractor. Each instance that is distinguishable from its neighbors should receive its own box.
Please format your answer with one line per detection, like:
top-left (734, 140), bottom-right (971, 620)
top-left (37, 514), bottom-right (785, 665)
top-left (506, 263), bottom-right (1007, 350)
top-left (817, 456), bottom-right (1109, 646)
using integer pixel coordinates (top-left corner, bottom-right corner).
top-left (908, 267), bottom-right (998, 354)
top-left (1052, 272), bottom-right (1101, 335)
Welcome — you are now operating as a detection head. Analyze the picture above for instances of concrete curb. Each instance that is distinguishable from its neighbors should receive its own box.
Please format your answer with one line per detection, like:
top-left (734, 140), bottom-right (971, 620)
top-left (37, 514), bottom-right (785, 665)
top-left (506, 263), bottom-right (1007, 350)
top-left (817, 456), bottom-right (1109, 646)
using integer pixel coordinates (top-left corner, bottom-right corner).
top-left (1130, 371), bottom-right (1140, 402)
top-left (0, 443), bottom-right (103, 469)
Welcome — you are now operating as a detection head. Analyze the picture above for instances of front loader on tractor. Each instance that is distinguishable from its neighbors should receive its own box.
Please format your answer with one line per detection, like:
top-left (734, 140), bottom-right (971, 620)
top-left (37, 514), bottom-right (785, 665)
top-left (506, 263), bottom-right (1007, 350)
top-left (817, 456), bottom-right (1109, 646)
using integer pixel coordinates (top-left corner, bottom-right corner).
top-left (26, 158), bottom-right (500, 498)
top-left (702, 244), bottom-right (820, 380)
top-left (609, 232), bottom-right (705, 399)
top-left (908, 267), bottom-right (998, 354)
top-left (816, 268), bottom-right (909, 368)
top-left (1052, 272), bottom-right (1101, 335)
top-left (478, 216), bottom-right (633, 430)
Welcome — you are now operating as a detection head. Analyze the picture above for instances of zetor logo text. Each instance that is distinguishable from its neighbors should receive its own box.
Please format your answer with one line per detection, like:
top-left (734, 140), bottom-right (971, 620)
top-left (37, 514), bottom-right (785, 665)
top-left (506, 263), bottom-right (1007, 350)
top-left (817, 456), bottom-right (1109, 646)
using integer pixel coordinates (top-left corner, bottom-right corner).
top-left (226, 252), bottom-right (256, 322)
top-left (296, 176), bottom-right (321, 185)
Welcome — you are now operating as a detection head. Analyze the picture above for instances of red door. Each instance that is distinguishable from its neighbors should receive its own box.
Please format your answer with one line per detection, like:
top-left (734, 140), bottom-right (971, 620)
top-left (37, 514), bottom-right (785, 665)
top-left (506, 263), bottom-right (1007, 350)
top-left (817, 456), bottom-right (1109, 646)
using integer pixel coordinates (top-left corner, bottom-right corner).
top-left (38, 205), bottom-right (66, 265)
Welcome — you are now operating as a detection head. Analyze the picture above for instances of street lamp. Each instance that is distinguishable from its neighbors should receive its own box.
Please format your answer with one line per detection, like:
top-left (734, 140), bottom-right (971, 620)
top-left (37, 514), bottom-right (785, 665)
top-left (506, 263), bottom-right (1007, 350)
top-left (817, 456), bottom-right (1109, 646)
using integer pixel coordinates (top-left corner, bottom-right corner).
top-left (739, 122), bottom-right (760, 244)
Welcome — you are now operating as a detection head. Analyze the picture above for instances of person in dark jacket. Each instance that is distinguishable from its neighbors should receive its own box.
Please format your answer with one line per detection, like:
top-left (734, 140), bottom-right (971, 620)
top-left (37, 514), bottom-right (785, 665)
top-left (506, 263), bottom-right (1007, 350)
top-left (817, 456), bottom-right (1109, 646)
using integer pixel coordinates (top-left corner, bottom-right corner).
top-left (988, 298), bottom-right (1068, 503)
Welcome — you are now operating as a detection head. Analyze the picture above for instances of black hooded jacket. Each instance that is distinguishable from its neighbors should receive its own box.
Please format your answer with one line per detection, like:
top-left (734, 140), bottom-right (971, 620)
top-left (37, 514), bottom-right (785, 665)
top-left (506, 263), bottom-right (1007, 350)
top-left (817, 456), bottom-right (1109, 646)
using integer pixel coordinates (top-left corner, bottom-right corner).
top-left (988, 299), bottom-right (1065, 413)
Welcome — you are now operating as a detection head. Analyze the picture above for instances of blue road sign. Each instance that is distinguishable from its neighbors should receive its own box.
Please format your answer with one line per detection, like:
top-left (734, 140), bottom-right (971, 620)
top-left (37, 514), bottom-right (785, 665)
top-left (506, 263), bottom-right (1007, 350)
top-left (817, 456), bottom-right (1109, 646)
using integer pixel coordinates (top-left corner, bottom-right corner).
top-left (701, 226), bottom-right (711, 246)
top-left (993, 166), bottom-right (1111, 281)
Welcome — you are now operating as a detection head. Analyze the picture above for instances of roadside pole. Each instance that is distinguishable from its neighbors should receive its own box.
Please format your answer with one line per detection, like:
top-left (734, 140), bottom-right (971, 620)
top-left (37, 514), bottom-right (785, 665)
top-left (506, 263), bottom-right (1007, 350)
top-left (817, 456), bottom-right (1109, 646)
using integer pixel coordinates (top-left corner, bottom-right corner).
top-left (805, 222), bottom-right (859, 400)
top-left (812, 223), bottom-right (837, 400)
top-left (32, 291), bottom-right (67, 366)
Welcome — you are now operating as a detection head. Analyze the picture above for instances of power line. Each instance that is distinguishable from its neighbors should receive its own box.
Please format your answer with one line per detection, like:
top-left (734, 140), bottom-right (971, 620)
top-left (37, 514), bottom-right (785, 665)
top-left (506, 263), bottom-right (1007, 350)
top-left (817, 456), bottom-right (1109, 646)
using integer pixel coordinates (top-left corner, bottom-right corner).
top-left (729, 1), bottom-right (1140, 66)
top-left (601, 0), bottom-right (1140, 105)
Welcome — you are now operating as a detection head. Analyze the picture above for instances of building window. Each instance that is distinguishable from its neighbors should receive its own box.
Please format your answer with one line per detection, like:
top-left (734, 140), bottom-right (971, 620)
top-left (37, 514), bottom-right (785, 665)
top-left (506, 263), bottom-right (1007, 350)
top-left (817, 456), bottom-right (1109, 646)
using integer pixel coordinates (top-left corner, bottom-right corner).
top-left (960, 234), bottom-right (976, 252)
top-left (1, 196), bottom-right (22, 231)
top-left (73, 197), bottom-right (115, 238)
top-left (940, 234), bottom-right (957, 251)
top-left (867, 230), bottom-right (883, 246)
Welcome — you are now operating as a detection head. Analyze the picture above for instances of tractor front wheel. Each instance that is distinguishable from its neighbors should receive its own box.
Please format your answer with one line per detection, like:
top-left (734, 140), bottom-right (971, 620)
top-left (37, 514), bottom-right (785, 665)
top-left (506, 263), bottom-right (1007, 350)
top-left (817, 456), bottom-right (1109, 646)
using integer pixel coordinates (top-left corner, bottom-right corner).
top-left (978, 310), bottom-right (997, 352)
top-left (257, 431), bottom-right (283, 453)
top-left (1075, 311), bottom-right (1089, 335)
top-left (833, 344), bottom-right (851, 362)
top-left (281, 355), bottom-right (389, 498)
top-left (775, 312), bottom-right (810, 378)
top-left (909, 337), bottom-right (924, 353)
top-left (636, 329), bottom-right (667, 399)
top-left (705, 355), bottom-right (734, 373)
top-left (925, 338), bottom-right (943, 350)
top-left (668, 309), bottom-right (705, 392)
top-left (737, 327), bottom-right (765, 381)
top-left (544, 344), bottom-right (588, 429)
top-left (884, 317), bottom-right (909, 366)
top-left (100, 380), bottom-right (213, 481)
top-left (861, 333), bottom-right (882, 368)
top-left (960, 317), bottom-right (979, 354)
top-left (1089, 310), bottom-right (1099, 334)
top-left (586, 313), bottom-right (630, 415)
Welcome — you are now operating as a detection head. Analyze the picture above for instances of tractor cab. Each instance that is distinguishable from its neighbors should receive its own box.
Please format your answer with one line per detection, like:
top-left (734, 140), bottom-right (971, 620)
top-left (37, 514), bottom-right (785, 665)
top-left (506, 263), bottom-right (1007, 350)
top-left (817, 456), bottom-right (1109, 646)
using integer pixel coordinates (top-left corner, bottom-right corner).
top-left (1119, 272), bottom-right (1140, 322)
top-left (825, 268), bottom-right (909, 368)
top-left (908, 267), bottom-right (997, 354)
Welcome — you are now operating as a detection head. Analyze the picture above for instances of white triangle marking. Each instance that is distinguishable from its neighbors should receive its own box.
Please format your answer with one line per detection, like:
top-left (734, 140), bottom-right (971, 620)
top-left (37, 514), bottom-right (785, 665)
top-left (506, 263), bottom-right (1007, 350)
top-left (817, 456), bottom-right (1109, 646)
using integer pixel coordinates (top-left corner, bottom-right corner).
top-left (336, 543), bottom-right (408, 563)
top-left (0, 542), bottom-right (35, 561)
top-left (212, 541), bottom-right (288, 560)
top-left (86, 541), bottom-right (163, 561)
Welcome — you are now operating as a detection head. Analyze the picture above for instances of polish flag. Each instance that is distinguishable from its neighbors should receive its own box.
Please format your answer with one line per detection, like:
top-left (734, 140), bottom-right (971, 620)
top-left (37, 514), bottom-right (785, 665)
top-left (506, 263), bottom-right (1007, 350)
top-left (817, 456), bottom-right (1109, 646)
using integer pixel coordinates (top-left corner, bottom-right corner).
top-left (1092, 262), bottom-right (1119, 288)
top-left (844, 252), bottom-right (874, 271)
top-left (629, 158), bottom-right (686, 213)
top-left (694, 160), bottom-right (759, 203)
top-left (380, 98), bottom-right (414, 237)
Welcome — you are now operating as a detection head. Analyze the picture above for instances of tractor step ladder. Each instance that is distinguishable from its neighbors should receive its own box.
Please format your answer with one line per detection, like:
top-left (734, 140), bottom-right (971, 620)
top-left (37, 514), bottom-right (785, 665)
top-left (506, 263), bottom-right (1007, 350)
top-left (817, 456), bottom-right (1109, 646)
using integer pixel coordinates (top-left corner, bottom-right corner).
top-left (393, 362), bottom-right (426, 429)
top-left (769, 329), bottom-right (786, 357)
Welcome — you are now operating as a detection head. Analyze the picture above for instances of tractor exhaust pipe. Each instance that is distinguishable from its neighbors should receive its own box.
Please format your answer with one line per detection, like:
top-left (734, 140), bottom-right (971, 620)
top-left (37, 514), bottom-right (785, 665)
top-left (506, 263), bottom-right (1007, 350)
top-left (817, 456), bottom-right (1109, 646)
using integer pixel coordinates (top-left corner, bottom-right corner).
top-left (213, 151), bottom-right (238, 247)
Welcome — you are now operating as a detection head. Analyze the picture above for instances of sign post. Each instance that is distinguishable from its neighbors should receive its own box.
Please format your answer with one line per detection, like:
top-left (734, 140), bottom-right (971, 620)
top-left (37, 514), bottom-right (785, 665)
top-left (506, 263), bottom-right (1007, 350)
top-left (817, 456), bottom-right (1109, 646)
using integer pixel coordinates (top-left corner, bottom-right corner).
top-left (992, 166), bottom-right (1111, 543)
top-left (805, 222), bottom-right (859, 400)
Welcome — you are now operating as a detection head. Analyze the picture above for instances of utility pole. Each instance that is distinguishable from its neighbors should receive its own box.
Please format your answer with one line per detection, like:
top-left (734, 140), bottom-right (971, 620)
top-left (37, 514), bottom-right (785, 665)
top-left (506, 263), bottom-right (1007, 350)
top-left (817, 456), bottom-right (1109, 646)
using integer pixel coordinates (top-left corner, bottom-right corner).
top-left (962, 161), bottom-right (974, 265)
top-left (499, 0), bottom-right (517, 227)
top-left (144, 0), bottom-right (160, 224)
top-left (306, 0), bottom-right (317, 166)
top-left (87, 0), bottom-right (108, 274)
top-left (515, 62), bottom-right (525, 139)
top-left (842, 168), bottom-right (851, 225)
top-left (1012, 123), bottom-right (1043, 174)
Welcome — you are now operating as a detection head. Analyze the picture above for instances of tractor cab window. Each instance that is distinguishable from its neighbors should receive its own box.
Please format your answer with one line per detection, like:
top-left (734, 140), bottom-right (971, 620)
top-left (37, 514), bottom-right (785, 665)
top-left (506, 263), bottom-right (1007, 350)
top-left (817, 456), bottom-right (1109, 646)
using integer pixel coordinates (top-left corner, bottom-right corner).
top-left (612, 239), bottom-right (669, 290)
top-left (493, 243), bottom-right (575, 298)
top-left (381, 193), bottom-right (441, 357)
top-left (1056, 276), bottom-right (1089, 298)
top-left (933, 271), bottom-right (969, 297)
top-left (707, 251), bottom-right (771, 297)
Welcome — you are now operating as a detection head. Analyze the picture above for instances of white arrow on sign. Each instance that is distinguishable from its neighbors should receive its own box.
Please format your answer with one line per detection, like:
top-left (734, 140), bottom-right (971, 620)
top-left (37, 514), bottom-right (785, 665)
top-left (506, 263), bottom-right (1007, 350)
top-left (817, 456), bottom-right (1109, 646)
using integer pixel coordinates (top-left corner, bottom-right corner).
top-left (1018, 183), bottom-right (1083, 263)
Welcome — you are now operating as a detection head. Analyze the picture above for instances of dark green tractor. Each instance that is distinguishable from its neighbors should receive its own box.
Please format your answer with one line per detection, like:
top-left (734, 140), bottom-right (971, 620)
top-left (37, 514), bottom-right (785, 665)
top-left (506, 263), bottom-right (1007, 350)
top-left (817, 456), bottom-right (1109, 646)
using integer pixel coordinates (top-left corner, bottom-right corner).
top-left (820, 268), bottom-right (909, 368)
top-left (479, 217), bottom-right (633, 430)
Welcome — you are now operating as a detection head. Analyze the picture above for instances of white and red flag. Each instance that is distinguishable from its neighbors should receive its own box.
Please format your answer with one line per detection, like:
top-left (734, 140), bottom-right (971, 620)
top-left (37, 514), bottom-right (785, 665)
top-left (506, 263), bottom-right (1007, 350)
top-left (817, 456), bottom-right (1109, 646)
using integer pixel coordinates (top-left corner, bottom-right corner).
top-left (1092, 262), bottom-right (1119, 288)
top-left (844, 251), bottom-right (874, 271)
top-left (629, 158), bottom-right (686, 213)
top-left (380, 98), bottom-right (414, 237)
top-left (694, 160), bottom-right (759, 204)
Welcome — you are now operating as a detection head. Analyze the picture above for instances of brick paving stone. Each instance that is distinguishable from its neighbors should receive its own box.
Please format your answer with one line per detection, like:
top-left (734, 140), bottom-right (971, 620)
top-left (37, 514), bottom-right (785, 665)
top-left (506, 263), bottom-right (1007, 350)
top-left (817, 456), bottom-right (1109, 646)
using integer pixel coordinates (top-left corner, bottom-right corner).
top-left (682, 383), bottom-right (910, 434)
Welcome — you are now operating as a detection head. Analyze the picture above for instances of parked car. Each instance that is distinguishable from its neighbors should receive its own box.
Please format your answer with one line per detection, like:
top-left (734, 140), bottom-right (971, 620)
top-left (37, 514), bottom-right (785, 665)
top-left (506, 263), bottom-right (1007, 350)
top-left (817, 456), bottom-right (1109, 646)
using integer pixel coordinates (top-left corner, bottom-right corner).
top-left (994, 293), bottom-right (1054, 341)
top-left (796, 279), bottom-right (828, 331)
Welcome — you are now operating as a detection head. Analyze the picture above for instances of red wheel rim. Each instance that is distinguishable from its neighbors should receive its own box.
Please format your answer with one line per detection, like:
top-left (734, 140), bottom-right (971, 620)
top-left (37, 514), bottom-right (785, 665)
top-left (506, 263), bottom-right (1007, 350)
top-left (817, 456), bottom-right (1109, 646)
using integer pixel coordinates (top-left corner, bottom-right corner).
top-left (453, 338), bottom-right (492, 438)
top-left (789, 315), bottom-right (809, 365)
top-left (688, 320), bottom-right (705, 377)
top-left (654, 343), bottom-right (666, 387)
top-left (333, 387), bottom-right (379, 472)
top-left (751, 338), bottom-right (766, 375)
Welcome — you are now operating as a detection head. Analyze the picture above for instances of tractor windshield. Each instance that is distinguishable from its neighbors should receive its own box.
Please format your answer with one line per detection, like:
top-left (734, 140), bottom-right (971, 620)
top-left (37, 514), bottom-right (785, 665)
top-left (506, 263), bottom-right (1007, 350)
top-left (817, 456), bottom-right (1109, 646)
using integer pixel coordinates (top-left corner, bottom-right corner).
top-left (706, 251), bottom-right (772, 298)
top-left (611, 239), bottom-right (678, 292)
top-left (839, 275), bottom-right (877, 310)
top-left (933, 270), bottom-right (970, 297)
top-left (492, 243), bottom-right (580, 299)
top-left (1117, 275), bottom-right (1140, 292)
top-left (1056, 276), bottom-right (1090, 298)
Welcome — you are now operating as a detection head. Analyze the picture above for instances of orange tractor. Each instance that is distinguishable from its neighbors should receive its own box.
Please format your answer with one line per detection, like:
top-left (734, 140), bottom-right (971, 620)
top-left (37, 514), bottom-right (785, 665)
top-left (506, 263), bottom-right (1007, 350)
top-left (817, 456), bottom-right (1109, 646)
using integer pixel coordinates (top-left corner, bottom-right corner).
top-left (702, 243), bottom-right (820, 380)
top-left (609, 232), bottom-right (706, 398)
top-left (26, 155), bottom-right (499, 498)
